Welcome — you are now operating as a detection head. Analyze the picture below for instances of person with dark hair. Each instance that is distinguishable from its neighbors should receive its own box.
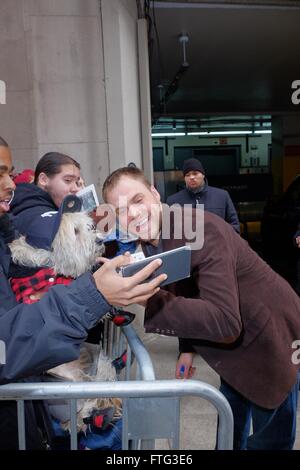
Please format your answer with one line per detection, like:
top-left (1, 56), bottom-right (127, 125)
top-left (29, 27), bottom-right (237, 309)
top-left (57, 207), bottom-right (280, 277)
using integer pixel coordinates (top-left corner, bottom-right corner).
top-left (34, 151), bottom-right (80, 204)
top-left (34, 151), bottom-right (80, 181)
top-left (103, 166), bottom-right (300, 450)
top-left (0, 142), bottom-right (166, 448)
top-left (167, 158), bottom-right (240, 233)
top-left (10, 152), bottom-right (81, 235)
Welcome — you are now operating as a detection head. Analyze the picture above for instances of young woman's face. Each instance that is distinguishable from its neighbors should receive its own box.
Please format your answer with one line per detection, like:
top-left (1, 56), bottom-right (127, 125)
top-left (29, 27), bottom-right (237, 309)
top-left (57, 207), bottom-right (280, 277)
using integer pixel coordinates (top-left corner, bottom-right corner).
top-left (38, 164), bottom-right (80, 208)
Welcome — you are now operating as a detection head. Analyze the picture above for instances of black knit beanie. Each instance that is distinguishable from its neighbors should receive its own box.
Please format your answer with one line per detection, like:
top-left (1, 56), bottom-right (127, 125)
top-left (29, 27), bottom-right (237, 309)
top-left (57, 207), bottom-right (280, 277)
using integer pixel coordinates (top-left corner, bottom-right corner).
top-left (182, 158), bottom-right (205, 176)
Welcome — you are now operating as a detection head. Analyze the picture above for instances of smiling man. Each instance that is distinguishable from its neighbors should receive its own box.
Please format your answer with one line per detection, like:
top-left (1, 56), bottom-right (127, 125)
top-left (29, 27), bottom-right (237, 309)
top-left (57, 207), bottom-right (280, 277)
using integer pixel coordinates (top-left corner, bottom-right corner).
top-left (103, 165), bottom-right (300, 450)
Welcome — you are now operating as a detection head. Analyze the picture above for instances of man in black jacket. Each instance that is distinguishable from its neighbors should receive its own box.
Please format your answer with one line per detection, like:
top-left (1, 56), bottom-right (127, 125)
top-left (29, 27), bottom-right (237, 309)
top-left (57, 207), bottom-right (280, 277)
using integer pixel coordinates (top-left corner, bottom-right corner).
top-left (0, 138), bottom-right (165, 448)
top-left (167, 158), bottom-right (240, 233)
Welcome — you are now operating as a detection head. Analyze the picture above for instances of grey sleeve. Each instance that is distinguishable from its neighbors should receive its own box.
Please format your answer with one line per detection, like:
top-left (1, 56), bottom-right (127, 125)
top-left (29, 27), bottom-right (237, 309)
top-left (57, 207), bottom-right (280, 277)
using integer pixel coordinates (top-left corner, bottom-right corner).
top-left (0, 272), bottom-right (110, 383)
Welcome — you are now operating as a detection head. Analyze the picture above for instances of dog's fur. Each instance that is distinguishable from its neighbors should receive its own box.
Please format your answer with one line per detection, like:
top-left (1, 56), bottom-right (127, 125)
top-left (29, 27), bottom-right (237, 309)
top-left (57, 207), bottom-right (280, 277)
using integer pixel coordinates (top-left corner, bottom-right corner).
top-left (48, 344), bottom-right (122, 433)
top-left (9, 212), bottom-right (103, 278)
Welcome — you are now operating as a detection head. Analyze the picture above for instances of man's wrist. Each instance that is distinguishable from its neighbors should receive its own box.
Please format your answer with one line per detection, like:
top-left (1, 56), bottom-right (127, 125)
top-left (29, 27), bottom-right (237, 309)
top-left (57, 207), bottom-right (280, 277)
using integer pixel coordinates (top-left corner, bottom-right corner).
top-left (89, 272), bottom-right (111, 308)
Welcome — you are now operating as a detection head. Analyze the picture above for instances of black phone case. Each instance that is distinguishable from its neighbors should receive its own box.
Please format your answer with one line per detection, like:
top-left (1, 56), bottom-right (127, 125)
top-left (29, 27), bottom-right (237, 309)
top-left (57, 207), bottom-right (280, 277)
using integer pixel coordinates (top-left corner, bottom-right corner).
top-left (120, 246), bottom-right (191, 286)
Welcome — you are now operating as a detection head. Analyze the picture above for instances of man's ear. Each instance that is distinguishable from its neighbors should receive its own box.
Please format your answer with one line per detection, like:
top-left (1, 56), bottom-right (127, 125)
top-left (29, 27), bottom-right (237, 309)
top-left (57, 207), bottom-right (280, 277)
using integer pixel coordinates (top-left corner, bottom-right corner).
top-left (150, 185), bottom-right (161, 202)
top-left (37, 172), bottom-right (49, 190)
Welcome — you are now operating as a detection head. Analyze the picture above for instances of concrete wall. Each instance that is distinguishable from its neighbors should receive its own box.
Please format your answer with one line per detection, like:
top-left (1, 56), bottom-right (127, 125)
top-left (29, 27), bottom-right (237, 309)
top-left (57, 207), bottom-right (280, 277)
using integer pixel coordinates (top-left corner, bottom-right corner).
top-left (101, 0), bottom-right (143, 173)
top-left (0, 0), bottom-right (145, 198)
top-left (0, 0), bottom-right (35, 168)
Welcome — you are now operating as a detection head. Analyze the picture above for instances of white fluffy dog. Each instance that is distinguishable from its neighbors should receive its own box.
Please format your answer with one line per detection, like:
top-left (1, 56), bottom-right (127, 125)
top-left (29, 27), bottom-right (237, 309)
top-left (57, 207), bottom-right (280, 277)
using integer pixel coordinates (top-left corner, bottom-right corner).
top-left (9, 210), bottom-right (122, 434)
top-left (9, 211), bottom-right (103, 278)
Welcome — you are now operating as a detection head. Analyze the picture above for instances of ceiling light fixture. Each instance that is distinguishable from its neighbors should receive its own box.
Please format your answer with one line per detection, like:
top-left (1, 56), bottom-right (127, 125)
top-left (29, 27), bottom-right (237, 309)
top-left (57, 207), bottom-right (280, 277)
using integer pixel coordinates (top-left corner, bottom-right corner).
top-left (254, 130), bottom-right (272, 134)
top-left (209, 131), bottom-right (253, 135)
top-left (151, 132), bottom-right (186, 137)
top-left (187, 131), bottom-right (253, 136)
top-left (187, 132), bottom-right (210, 136)
top-left (151, 130), bottom-right (272, 138)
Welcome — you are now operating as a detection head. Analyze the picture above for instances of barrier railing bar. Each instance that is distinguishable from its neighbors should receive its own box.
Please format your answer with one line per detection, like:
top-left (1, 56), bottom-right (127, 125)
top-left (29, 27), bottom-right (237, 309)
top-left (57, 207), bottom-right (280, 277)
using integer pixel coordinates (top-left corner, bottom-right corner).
top-left (69, 399), bottom-right (78, 450)
top-left (125, 348), bottom-right (132, 381)
top-left (0, 379), bottom-right (233, 450)
top-left (121, 325), bottom-right (155, 381)
top-left (17, 400), bottom-right (26, 450)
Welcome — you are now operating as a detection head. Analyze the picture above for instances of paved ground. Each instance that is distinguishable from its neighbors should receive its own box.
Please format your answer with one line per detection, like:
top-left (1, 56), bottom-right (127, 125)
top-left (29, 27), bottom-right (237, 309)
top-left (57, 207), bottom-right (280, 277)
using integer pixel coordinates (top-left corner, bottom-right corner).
top-left (139, 332), bottom-right (300, 450)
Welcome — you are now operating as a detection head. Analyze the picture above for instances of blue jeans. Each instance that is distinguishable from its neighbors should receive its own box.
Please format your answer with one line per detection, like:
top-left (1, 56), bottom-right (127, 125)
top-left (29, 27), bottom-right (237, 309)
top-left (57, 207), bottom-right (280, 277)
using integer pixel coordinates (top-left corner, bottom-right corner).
top-left (219, 377), bottom-right (299, 450)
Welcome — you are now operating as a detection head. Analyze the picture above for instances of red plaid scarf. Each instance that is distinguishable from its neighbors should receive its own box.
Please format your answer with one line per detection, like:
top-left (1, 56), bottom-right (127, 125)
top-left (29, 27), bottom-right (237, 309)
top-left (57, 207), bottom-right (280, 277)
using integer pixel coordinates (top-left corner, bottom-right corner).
top-left (10, 267), bottom-right (73, 304)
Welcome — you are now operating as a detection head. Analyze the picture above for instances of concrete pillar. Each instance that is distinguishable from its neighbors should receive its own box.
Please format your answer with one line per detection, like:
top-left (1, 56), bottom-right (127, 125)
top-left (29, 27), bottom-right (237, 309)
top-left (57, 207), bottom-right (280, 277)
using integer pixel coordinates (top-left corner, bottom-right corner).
top-left (24, 0), bottom-right (109, 195)
top-left (137, 18), bottom-right (154, 183)
top-left (0, 0), bottom-right (35, 167)
top-left (101, 0), bottom-right (143, 172)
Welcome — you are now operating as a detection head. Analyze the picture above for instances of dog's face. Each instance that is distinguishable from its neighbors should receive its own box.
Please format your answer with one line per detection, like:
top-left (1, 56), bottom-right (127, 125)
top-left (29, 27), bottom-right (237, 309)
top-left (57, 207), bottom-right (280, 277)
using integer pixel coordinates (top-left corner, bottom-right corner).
top-left (9, 211), bottom-right (104, 278)
top-left (51, 212), bottom-right (103, 278)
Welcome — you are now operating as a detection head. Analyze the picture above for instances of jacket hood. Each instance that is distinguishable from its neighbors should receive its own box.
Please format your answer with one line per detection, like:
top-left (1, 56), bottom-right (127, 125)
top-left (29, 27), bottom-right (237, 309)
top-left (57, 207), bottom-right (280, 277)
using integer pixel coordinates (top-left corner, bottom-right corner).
top-left (10, 183), bottom-right (56, 216)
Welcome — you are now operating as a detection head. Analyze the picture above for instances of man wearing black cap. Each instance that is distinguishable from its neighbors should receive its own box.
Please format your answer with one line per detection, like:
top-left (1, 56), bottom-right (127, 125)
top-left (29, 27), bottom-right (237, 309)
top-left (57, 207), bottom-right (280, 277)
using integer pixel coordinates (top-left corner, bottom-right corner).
top-left (167, 158), bottom-right (240, 233)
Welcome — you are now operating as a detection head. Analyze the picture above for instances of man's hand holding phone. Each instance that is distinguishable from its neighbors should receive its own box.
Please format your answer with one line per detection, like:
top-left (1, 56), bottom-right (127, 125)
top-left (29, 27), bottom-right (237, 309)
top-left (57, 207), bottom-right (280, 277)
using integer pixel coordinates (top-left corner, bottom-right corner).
top-left (93, 252), bottom-right (167, 307)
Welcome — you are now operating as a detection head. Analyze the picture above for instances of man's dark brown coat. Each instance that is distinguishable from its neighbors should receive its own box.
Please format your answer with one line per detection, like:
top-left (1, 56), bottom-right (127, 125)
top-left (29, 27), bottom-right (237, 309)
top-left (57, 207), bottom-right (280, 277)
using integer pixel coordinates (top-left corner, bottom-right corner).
top-left (144, 209), bottom-right (300, 409)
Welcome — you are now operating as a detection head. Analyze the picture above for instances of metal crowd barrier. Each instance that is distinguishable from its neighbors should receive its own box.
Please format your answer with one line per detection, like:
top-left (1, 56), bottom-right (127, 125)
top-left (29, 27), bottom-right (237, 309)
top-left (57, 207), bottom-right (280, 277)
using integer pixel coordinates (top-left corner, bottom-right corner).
top-left (0, 322), bottom-right (233, 450)
top-left (0, 380), bottom-right (233, 450)
top-left (104, 323), bottom-right (156, 381)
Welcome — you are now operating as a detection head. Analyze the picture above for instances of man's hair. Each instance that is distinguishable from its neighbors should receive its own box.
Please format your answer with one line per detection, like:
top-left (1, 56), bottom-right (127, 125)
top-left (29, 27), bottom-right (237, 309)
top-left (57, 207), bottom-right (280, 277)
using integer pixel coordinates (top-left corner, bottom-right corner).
top-left (34, 152), bottom-right (80, 185)
top-left (0, 136), bottom-right (9, 147)
top-left (102, 166), bottom-right (151, 202)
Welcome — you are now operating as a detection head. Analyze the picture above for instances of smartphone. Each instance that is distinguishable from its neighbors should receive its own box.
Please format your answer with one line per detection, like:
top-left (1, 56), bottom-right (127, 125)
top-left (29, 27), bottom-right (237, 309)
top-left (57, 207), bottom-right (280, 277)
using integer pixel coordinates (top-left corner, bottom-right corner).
top-left (120, 245), bottom-right (191, 287)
